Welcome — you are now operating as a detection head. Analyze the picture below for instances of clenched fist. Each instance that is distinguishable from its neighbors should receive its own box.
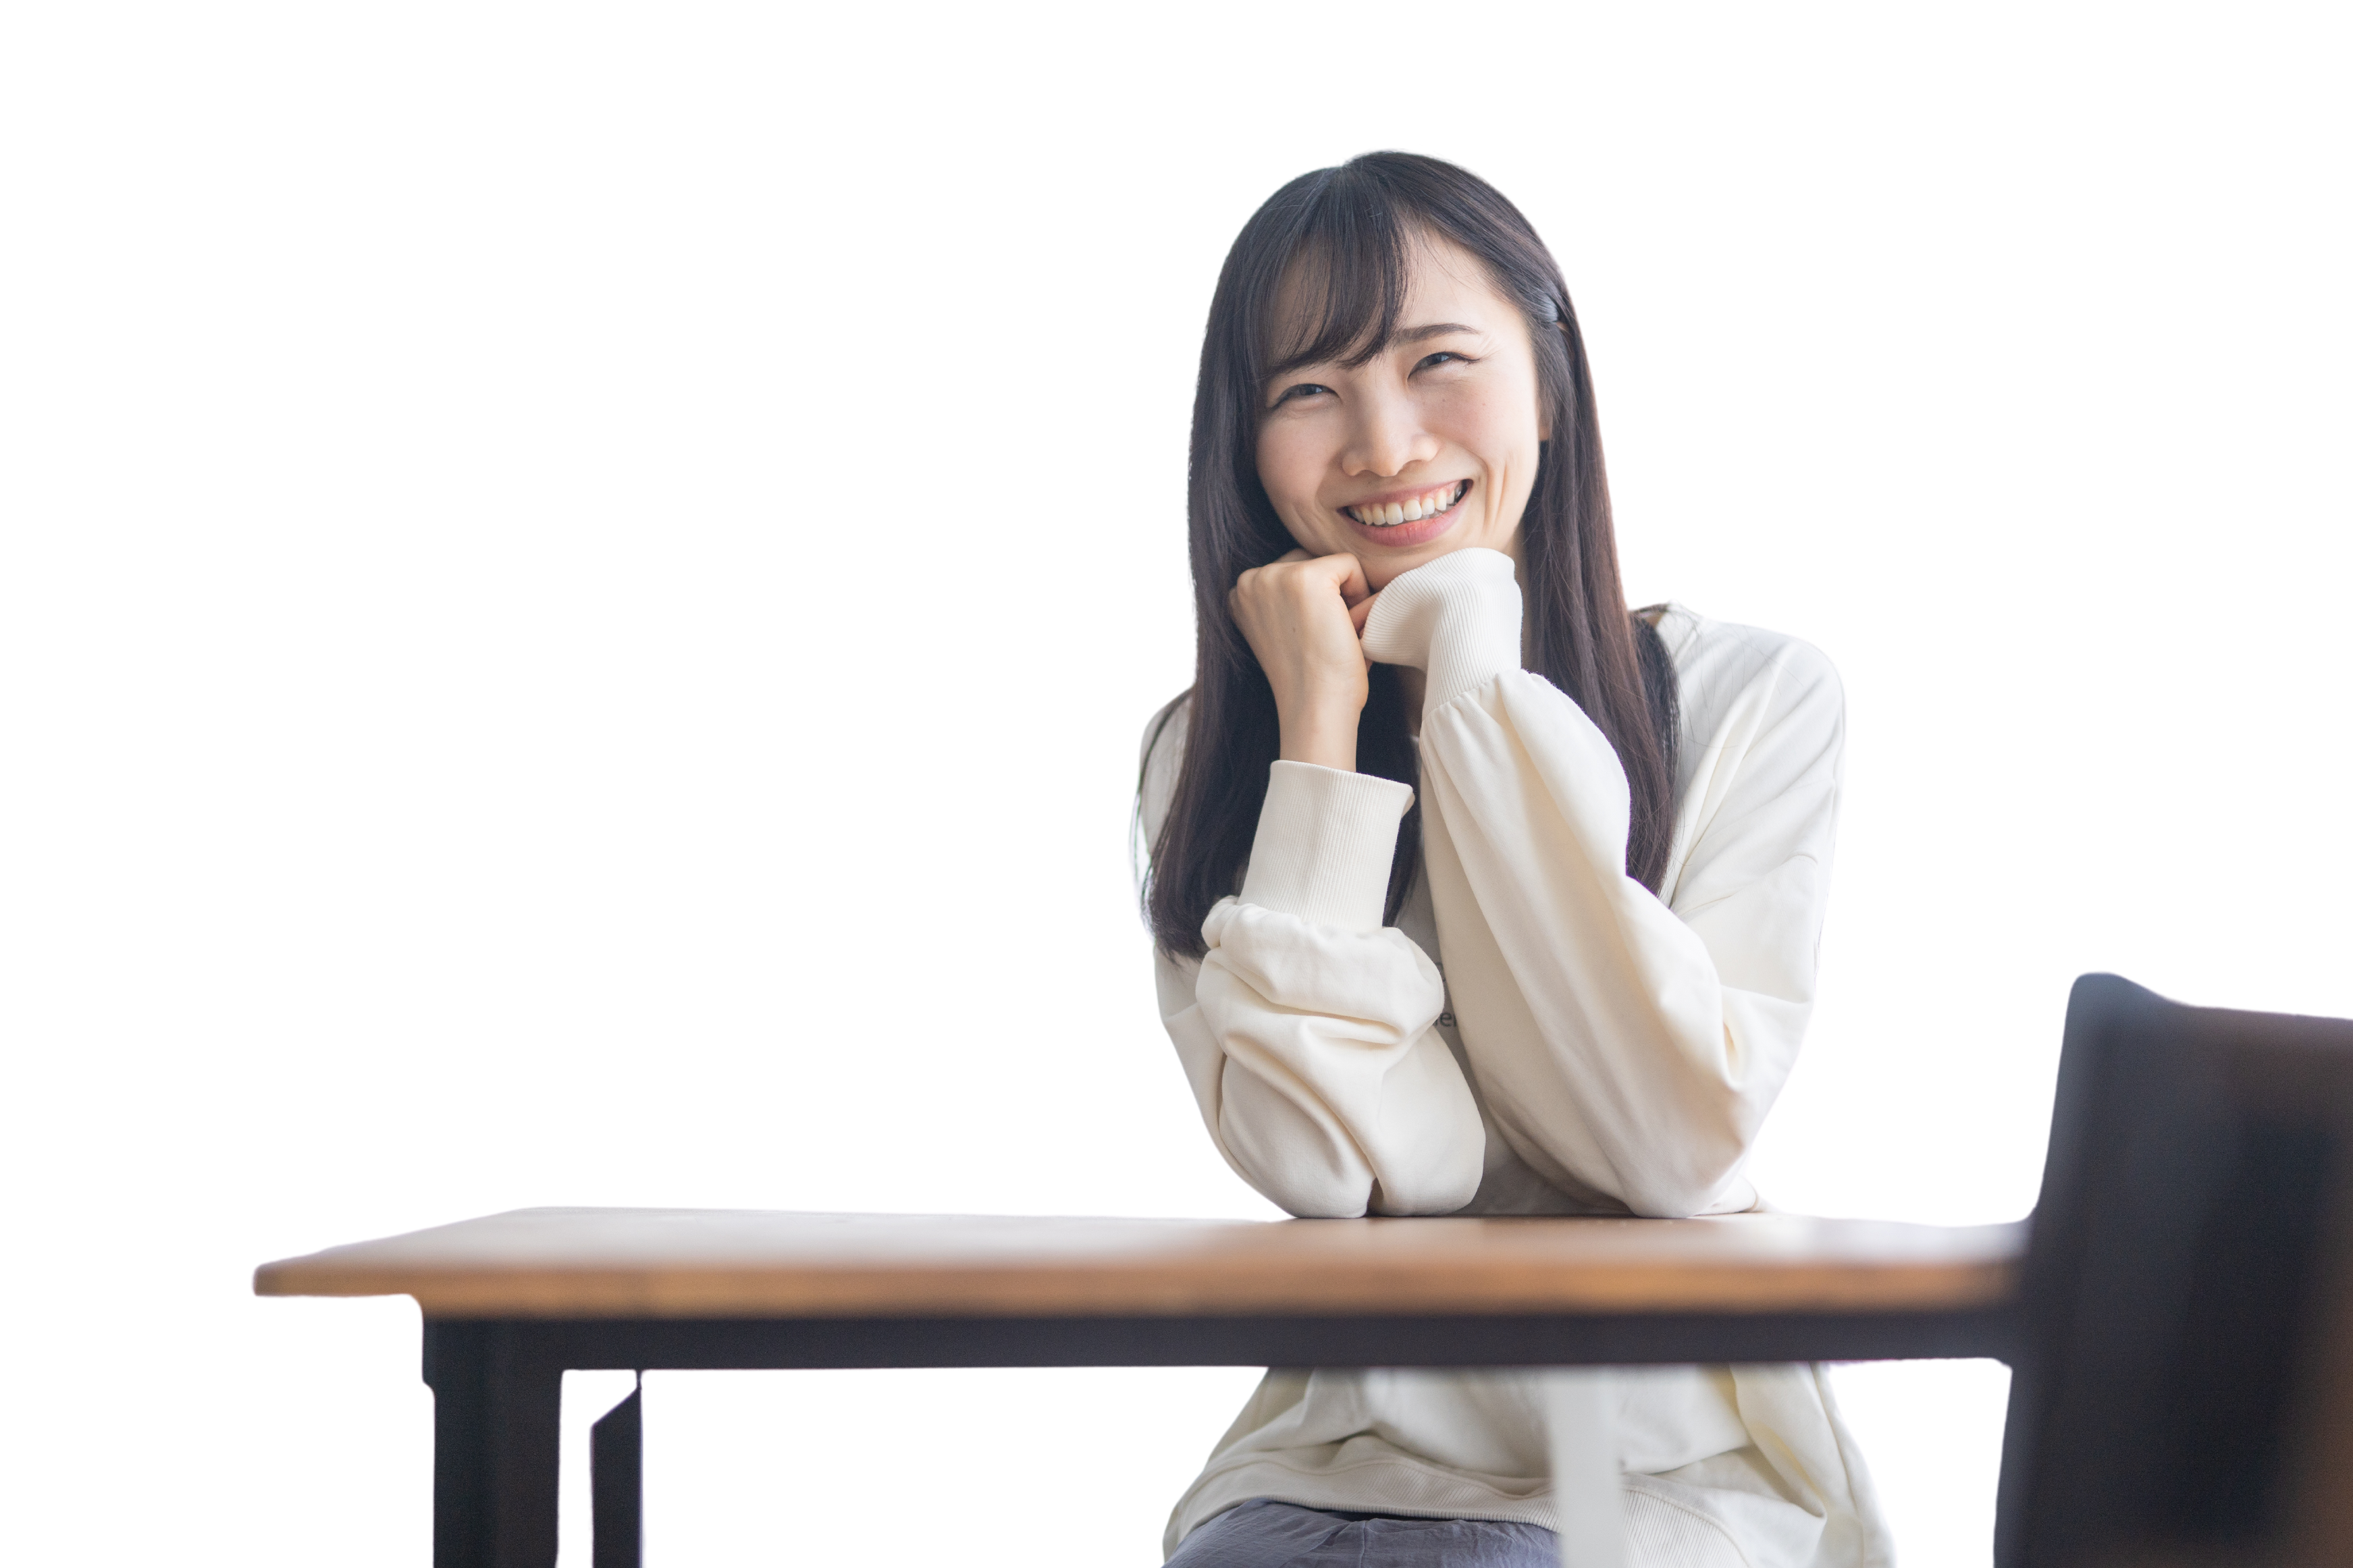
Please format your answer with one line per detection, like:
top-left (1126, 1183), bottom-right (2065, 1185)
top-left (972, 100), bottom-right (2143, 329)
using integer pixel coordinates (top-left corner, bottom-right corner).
top-left (1230, 550), bottom-right (1381, 772)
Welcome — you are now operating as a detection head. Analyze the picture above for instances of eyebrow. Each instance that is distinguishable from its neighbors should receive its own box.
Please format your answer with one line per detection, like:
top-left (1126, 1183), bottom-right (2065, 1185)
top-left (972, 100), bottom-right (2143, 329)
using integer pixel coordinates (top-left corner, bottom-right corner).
top-left (1393, 322), bottom-right (1485, 344)
top-left (1264, 322), bottom-right (1491, 391)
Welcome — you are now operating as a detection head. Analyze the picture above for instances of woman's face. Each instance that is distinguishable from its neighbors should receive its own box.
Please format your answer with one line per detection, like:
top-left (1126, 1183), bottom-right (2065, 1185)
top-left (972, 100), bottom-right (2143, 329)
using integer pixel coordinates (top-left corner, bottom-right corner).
top-left (1255, 234), bottom-right (1549, 592)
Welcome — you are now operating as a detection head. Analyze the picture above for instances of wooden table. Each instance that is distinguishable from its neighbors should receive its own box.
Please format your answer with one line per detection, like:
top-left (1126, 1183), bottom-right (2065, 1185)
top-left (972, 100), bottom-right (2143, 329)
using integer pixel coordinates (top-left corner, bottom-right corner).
top-left (256, 1208), bottom-right (2025, 1568)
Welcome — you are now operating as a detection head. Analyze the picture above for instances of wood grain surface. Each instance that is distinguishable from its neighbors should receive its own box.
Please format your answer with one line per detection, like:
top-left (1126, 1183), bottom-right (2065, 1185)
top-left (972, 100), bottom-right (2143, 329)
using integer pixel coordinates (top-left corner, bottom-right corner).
top-left (253, 1208), bottom-right (2026, 1320)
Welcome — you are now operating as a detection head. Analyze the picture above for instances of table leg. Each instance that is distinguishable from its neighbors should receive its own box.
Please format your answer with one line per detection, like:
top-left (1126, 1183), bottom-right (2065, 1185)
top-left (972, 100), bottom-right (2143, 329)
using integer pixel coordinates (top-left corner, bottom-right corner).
top-left (423, 1320), bottom-right (562, 1568)
top-left (1544, 1369), bottom-right (1624, 1568)
top-left (591, 1377), bottom-right (643, 1568)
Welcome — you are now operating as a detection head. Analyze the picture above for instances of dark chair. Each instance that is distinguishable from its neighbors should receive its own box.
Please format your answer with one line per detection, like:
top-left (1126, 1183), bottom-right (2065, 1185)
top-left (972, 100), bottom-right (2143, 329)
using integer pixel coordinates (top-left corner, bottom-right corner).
top-left (1997, 973), bottom-right (2353, 1567)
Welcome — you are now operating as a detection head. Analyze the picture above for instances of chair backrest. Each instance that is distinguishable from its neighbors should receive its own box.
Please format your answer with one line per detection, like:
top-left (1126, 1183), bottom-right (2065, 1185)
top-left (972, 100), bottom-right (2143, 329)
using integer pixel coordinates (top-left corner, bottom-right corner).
top-left (1997, 973), bottom-right (2353, 1567)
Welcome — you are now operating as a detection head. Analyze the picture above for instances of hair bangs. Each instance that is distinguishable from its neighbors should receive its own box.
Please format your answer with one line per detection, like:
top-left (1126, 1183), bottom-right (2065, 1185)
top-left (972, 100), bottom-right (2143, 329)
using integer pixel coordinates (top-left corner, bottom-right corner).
top-left (1252, 180), bottom-right (1419, 383)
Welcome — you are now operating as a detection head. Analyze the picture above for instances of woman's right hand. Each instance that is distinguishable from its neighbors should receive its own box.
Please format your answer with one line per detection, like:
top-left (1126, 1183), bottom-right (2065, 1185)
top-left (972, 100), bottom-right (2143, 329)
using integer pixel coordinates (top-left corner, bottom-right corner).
top-left (1230, 549), bottom-right (1377, 772)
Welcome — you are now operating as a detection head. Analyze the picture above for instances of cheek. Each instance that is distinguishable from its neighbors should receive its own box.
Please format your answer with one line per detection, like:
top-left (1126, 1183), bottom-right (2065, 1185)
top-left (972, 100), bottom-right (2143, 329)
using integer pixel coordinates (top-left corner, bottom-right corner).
top-left (1471, 396), bottom-right (1545, 479)
top-left (1439, 393), bottom-right (1543, 535)
top-left (1256, 428), bottom-right (1324, 512)
top-left (1435, 383), bottom-right (1541, 468)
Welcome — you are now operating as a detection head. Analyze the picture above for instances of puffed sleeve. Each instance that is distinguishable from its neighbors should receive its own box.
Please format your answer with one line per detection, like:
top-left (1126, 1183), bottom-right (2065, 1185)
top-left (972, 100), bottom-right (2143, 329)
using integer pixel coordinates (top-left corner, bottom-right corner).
top-left (1141, 704), bottom-right (1485, 1218)
top-left (1361, 549), bottom-right (1841, 1218)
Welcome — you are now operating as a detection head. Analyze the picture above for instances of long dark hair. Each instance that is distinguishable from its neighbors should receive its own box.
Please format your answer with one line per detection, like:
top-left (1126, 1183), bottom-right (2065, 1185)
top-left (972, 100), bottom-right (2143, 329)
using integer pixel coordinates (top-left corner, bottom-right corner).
top-left (1146, 152), bottom-right (1678, 961)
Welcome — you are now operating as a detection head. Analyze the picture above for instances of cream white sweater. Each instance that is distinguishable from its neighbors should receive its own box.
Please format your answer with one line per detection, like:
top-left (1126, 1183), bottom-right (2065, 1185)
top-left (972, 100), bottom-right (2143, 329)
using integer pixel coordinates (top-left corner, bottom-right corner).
top-left (1142, 549), bottom-right (1888, 1567)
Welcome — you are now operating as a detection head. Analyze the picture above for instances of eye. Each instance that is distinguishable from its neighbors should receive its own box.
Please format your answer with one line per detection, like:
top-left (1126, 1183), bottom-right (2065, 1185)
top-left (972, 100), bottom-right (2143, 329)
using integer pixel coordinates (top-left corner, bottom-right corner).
top-left (1271, 381), bottom-right (1333, 408)
top-left (1413, 351), bottom-right (1474, 373)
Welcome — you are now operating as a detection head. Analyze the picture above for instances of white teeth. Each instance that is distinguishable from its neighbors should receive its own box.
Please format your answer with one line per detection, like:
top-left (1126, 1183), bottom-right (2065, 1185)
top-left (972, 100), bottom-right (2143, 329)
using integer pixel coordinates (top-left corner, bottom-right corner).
top-left (1348, 482), bottom-right (1466, 525)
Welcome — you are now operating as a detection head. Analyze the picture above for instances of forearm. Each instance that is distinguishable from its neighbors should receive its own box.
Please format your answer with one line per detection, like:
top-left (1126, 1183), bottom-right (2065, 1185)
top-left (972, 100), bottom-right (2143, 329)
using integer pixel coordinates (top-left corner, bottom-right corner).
top-left (1362, 549), bottom-right (1839, 1216)
top-left (1275, 690), bottom-right (1361, 773)
top-left (1160, 761), bottom-right (1485, 1218)
top-left (1422, 672), bottom-right (1838, 1214)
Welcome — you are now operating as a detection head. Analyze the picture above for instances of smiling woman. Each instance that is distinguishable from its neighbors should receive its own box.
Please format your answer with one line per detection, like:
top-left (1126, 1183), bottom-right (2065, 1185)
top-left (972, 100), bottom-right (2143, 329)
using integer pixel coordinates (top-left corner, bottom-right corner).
top-left (1151, 155), bottom-right (1681, 960)
top-left (1138, 154), bottom-right (1874, 1566)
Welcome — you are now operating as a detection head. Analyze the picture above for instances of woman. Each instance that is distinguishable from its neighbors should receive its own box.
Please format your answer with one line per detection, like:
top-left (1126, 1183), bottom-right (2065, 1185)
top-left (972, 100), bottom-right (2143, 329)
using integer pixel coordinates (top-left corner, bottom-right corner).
top-left (1139, 153), bottom-right (1886, 1567)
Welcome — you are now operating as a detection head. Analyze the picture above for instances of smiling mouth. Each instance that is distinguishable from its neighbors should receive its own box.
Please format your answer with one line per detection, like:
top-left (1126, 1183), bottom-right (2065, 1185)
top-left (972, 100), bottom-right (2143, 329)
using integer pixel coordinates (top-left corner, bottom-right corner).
top-left (1345, 480), bottom-right (1470, 528)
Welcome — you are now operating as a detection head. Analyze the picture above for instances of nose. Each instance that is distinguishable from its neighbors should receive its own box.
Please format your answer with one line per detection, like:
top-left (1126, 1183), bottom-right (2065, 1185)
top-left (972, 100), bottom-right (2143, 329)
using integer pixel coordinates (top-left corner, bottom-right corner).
top-left (1340, 381), bottom-right (1438, 479)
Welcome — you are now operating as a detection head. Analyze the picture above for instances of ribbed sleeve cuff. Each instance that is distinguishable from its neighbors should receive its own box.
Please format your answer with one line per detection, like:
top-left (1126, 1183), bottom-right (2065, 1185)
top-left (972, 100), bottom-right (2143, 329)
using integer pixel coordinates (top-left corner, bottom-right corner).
top-left (1360, 547), bottom-right (1524, 717)
top-left (1236, 761), bottom-right (1415, 931)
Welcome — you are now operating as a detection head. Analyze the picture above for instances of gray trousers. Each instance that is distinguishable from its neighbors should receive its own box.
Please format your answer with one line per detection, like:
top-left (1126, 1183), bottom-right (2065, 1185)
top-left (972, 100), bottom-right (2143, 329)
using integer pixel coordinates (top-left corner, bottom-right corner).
top-left (1166, 1500), bottom-right (1561, 1567)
